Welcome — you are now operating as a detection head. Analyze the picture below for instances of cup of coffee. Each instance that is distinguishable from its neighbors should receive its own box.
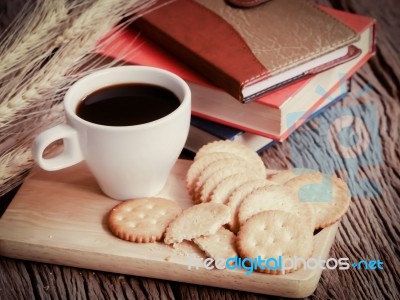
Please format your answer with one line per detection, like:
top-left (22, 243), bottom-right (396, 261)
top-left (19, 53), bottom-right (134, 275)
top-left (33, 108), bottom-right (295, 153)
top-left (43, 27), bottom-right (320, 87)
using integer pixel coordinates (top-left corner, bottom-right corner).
top-left (32, 66), bottom-right (191, 200)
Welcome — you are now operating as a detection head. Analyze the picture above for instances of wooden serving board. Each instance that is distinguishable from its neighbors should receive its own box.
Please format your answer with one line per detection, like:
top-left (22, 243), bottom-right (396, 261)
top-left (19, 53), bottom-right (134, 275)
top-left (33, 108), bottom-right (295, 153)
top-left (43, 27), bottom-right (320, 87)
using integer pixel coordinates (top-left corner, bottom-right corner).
top-left (0, 159), bottom-right (339, 298)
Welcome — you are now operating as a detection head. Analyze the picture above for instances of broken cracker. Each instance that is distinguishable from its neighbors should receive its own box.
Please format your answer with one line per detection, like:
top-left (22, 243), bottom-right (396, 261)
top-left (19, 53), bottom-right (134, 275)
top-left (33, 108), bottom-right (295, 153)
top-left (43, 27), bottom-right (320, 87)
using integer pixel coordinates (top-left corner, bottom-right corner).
top-left (164, 203), bottom-right (230, 244)
top-left (193, 228), bottom-right (237, 264)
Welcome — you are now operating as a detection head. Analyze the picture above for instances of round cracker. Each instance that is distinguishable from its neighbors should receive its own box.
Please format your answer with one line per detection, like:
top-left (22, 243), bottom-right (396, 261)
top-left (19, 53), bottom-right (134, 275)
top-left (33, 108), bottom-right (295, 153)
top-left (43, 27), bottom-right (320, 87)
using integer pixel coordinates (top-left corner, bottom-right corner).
top-left (236, 210), bottom-right (314, 274)
top-left (226, 179), bottom-right (276, 233)
top-left (209, 172), bottom-right (260, 204)
top-left (200, 166), bottom-right (259, 203)
top-left (285, 173), bottom-right (351, 229)
top-left (108, 198), bottom-right (182, 243)
top-left (195, 140), bottom-right (266, 177)
top-left (164, 203), bottom-right (230, 244)
top-left (238, 185), bottom-right (316, 231)
top-left (186, 152), bottom-right (242, 197)
top-left (264, 168), bottom-right (280, 177)
top-left (268, 168), bottom-right (319, 184)
top-left (193, 158), bottom-right (249, 203)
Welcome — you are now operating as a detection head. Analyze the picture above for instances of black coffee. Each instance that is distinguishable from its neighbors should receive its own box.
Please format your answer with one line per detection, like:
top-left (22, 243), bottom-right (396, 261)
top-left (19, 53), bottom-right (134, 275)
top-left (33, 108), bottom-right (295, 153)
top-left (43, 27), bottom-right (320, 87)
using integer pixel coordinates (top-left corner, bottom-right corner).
top-left (76, 83), bottom-right (181, 126)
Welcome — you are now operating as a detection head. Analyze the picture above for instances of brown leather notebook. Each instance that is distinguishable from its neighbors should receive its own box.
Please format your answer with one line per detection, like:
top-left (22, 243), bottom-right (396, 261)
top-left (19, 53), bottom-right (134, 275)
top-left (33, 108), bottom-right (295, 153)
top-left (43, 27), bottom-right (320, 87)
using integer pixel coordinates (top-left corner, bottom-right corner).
top-left (132, 0), bottom-right (360, 103)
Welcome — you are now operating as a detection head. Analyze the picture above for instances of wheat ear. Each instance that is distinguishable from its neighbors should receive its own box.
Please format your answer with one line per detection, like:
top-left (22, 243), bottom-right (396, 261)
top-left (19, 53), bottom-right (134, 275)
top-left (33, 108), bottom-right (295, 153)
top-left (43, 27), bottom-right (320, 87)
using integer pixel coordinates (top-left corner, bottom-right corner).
top-left (0, 0), bottom-right (155, 130)
top-left (0, 0), bottom-right (68, 83)
top-left (0, 0), bottom-right (156, 197)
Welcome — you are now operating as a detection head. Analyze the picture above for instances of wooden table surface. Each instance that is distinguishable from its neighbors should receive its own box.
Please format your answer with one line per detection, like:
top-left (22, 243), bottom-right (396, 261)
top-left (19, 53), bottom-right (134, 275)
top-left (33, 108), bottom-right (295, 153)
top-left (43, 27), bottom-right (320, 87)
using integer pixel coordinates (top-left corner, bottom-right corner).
top-left (1, 0), bottom-right (399, 299)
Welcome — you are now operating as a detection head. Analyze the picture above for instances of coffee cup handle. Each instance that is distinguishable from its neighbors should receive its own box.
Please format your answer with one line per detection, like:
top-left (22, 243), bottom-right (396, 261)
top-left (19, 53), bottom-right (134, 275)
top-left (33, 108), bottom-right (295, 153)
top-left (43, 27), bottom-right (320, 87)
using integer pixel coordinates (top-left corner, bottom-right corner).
top-left (32, 124), bottom-right (83, 171)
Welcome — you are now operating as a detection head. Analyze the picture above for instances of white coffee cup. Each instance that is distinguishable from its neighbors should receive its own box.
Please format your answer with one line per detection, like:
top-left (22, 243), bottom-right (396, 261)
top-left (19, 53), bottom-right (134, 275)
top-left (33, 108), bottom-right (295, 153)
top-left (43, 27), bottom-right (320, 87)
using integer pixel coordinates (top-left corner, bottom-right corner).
top-left (32, 66), bottom-right (191, 200)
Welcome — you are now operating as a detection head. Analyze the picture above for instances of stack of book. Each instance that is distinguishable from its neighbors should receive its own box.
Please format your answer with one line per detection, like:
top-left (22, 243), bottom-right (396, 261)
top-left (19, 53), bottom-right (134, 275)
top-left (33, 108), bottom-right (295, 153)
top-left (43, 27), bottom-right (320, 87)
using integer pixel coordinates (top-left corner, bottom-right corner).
top-left (97, 0), bottom-right (376, 153)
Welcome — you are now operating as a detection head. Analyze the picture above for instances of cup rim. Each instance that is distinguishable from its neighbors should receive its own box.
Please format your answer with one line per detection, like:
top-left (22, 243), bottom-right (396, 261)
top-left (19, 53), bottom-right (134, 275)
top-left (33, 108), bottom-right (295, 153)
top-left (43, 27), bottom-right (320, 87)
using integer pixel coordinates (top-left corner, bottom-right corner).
top-left (64, 66), bottom-right (191, 131)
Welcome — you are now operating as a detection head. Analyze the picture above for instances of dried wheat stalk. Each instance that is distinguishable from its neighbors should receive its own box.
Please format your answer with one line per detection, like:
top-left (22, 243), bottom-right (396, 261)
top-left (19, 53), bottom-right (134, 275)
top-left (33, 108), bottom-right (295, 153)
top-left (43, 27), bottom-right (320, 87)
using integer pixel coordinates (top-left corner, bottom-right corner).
top-left (0, 0), bottom-right (157, 198)
top-left (0, 0), bottom-right (67, 78)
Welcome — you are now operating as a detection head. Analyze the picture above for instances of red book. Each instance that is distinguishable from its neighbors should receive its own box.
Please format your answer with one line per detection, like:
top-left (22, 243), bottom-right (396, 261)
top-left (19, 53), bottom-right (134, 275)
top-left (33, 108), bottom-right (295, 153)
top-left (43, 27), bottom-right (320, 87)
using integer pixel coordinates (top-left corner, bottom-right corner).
top-left (96, 6), bottom-right (375, 141)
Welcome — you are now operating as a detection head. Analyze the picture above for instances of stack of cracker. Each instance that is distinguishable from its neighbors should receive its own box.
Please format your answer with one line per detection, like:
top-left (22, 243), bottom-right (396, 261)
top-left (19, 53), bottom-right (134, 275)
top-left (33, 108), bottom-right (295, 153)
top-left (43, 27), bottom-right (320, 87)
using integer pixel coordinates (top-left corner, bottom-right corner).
top-left (108, 140), bottom-right (351, 275)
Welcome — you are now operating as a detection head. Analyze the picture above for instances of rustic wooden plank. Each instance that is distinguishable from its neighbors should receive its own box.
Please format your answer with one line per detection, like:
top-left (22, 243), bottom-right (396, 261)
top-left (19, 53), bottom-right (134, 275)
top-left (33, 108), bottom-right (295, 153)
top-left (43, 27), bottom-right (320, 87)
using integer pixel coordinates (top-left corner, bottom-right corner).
top-left (17, 262), bottom-right (176, 300)
top-left (0, 258), bottom-right (35, 299)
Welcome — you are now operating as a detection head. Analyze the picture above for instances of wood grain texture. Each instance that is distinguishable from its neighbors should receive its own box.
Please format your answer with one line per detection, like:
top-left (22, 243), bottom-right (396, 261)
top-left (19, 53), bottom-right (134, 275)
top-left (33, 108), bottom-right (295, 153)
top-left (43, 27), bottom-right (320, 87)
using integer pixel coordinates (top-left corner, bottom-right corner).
top-left (0, 160), bottom-right (339, 298)
top-left (0, 0), bottom-right (399, 300)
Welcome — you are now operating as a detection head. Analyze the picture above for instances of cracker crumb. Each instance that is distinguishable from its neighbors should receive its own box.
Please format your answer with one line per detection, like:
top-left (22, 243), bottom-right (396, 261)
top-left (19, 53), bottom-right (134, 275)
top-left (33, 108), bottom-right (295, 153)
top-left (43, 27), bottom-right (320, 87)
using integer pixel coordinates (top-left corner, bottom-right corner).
top-left (173, 243), bottom-right (189, 256)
